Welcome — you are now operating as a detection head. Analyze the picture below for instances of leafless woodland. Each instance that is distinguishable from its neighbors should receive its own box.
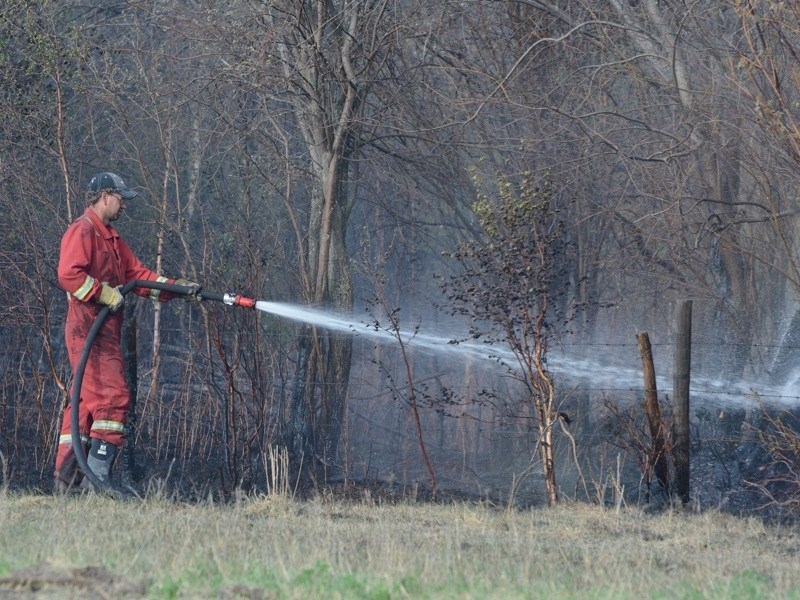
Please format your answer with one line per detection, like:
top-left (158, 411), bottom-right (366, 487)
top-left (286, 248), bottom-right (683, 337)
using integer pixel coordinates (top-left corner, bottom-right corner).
top-left (2, 1), bottom-right (800, 510)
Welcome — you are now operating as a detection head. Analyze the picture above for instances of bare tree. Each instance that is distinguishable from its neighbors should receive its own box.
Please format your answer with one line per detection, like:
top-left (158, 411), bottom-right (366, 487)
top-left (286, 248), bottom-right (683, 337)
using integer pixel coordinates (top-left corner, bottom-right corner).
top-left (243, 1), bottom-right (360, 476)
top-left (0, 0), bottom-right (86, 485)
top-left (443, 173), bottom-right (569, 505)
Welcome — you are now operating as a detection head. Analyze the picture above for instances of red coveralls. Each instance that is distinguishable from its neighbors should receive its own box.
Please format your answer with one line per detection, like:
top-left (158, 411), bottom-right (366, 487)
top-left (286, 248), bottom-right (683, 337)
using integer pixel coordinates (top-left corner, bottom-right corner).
top-left (54, 208), bottom-right (177, 484)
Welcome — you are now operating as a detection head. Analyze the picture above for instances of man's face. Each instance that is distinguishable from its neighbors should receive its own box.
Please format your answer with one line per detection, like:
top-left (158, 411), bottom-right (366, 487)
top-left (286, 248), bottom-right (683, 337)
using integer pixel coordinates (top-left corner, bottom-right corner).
top-left (103, 191), bottom-right (125, 221)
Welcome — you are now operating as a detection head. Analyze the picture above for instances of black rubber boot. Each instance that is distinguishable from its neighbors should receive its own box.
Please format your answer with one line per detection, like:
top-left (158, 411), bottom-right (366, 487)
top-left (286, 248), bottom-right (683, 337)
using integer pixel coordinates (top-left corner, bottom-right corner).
top-left (86, 438), bottom-right (117, 483)
top-left (80, 438), bottom-right (124, 496)
top-left (80, 439), bottom-right (140, 499)
top-left (53, 442), bottom-right (88, 495)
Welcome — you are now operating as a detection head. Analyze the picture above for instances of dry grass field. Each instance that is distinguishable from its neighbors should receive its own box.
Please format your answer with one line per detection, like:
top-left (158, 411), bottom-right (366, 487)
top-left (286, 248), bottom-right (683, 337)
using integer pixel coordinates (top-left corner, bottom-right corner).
top-left (0, 488), bottom-right (799, 599)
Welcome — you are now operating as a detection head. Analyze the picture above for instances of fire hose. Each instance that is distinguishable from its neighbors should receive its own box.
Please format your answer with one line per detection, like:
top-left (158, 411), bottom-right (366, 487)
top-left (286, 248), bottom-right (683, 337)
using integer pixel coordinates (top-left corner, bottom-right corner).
top-left (70, 279), bottom-right (256, 494)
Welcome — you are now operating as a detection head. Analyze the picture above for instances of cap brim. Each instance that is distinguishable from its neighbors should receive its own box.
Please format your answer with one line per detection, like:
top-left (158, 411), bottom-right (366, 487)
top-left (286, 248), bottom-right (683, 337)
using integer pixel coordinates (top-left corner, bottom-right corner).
top-left (119, 189), bottom-right (138, 200)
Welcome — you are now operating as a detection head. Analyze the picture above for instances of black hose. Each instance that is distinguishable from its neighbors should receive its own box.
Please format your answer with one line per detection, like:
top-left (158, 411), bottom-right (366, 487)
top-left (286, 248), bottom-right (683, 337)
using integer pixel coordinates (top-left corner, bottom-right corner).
top-left (70, 279), bottom-right (201, 493)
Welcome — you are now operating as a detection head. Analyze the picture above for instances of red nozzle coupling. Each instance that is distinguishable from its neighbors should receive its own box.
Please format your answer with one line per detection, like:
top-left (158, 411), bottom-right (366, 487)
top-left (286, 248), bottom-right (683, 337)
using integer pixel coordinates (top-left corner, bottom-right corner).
top-left (234, 295), bottom-right (256, 309)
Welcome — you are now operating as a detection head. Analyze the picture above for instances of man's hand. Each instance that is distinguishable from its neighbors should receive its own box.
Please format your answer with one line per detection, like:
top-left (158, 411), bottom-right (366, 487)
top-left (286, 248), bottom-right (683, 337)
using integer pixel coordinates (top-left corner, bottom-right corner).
top-left (98, 283), bottom-right (124, 313)
top-left (175, 278), bottom-right (202, 302)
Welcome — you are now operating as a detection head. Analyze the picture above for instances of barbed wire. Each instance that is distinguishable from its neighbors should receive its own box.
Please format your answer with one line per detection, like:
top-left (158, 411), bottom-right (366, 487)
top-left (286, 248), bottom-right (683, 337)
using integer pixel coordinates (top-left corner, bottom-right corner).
top-left (559, 342), bottom-right (800, 349)
top-left (2, 387), bottom-right (798, 433)
top-left (2, 376), bottom-right (798, 401)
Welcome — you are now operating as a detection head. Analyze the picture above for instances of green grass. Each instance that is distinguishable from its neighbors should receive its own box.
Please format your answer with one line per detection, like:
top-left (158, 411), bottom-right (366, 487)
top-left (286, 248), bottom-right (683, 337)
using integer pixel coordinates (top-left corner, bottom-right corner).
top-left (1, 491), bottom-right (799, 599)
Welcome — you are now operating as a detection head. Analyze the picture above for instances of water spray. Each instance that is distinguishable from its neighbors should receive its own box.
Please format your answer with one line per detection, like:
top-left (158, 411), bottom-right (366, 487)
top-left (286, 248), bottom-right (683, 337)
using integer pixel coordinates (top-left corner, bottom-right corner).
top-left (254, 301), bottom-right (800, 409)
top-left (70, 279), bottom-right (257, 496)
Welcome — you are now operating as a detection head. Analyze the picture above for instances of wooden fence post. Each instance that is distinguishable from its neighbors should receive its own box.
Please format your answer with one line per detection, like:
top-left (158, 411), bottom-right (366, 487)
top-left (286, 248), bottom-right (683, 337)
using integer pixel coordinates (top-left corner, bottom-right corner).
top-left (672, 300), bottom-right (692, 504)
top-left (636, 332), bottom-right (670, 497)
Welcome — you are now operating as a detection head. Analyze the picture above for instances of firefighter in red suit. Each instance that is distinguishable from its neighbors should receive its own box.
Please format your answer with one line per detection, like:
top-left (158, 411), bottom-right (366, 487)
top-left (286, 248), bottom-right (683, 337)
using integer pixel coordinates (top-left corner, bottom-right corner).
top-left (55, 172), bottom-right (199, 493)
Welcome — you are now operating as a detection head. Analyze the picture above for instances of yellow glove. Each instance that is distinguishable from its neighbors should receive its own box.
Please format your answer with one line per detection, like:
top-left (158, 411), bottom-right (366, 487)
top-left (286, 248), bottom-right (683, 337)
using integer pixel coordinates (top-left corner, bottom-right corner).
top-left (98, 283), bottom-right (124, 312)
top-left (175, 278), bottom-right (202, 302)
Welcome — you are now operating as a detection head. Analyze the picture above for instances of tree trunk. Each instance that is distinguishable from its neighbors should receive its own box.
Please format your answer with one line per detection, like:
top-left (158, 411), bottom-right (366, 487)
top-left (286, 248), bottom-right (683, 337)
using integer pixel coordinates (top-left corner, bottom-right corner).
top-left (534, 351), bottom-right (559, 506)
top-left (121, 312), bottom-right (139, 486)
top-left (288, 159), bottom-right (353, 481)
top-left (538, 417), bottom-right (558, 505)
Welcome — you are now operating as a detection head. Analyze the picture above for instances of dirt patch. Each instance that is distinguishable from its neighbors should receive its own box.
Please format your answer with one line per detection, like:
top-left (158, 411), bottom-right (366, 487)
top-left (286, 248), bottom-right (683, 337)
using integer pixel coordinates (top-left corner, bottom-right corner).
top-left (0, 560), bottom-right (146, 599)
top-left (218, 584), bottom-right (274, 599)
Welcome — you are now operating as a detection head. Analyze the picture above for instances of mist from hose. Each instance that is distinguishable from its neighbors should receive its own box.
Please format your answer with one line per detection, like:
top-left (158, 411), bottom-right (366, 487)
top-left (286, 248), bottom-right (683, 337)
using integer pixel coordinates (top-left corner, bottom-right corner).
top-left (254, 301), bottom-right (800, 409)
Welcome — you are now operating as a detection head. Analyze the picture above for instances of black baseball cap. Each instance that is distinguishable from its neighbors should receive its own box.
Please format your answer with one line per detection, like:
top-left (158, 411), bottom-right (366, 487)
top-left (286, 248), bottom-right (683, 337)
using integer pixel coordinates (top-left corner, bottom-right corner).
top-left (88, 172), bottom-right (138, 200)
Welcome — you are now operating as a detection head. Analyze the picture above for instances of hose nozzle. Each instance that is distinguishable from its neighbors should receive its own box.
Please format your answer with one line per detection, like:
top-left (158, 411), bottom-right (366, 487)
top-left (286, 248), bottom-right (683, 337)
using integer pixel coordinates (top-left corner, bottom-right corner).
top-left (223, 293), bottom-right (256, 309)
